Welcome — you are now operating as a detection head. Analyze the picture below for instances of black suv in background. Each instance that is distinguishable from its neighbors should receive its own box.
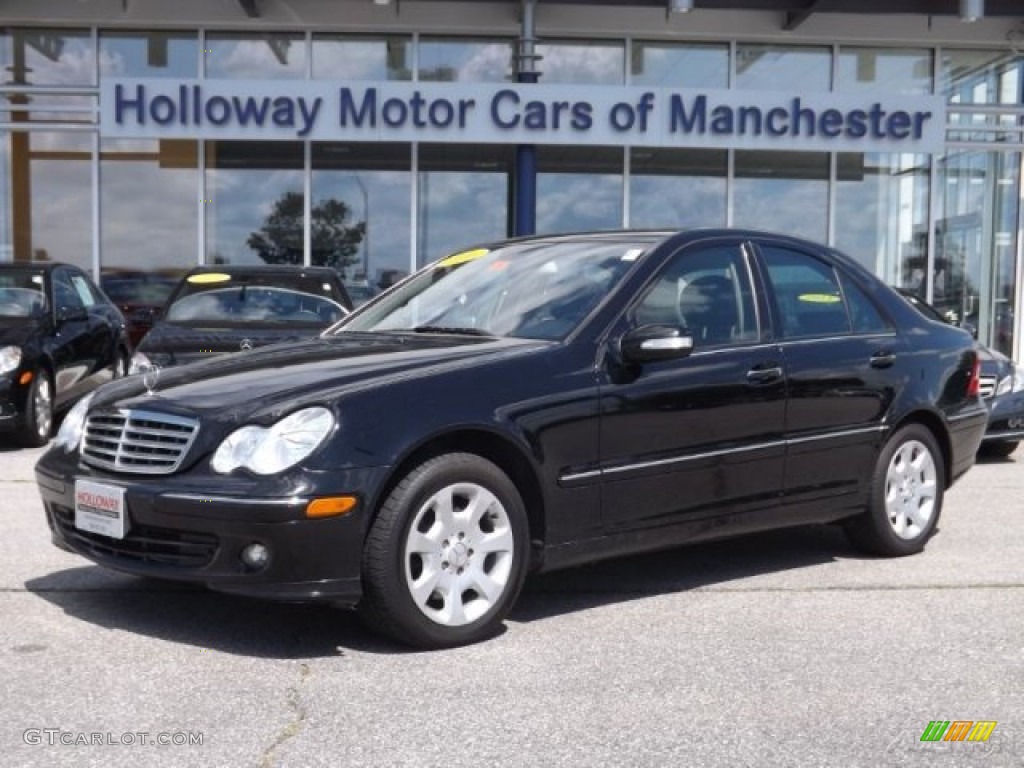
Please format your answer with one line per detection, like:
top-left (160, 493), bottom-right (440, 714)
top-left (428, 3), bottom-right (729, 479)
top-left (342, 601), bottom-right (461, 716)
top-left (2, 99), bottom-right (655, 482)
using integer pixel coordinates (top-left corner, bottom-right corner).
top-left (0, 262), bottom-right (130, 446)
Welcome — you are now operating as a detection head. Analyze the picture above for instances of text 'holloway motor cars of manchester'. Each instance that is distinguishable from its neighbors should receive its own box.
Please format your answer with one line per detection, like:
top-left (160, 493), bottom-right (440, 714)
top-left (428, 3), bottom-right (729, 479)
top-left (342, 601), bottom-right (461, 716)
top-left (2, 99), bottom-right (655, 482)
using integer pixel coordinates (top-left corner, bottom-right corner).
top-left (35, 229), bottom-right (988, 648)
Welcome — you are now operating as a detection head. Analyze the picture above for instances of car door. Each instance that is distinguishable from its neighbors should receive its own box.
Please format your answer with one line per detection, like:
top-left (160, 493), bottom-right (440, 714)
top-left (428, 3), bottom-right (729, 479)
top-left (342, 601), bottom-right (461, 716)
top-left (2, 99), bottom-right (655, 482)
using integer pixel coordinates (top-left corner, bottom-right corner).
top-left (49, 268), bottom-right (96, 406)
top-left (597, 238), bottom-right (787, 534)
top-left (70, 268), bottom-right (120, 382)
top-left (753, 240), bottom-right (904, 517)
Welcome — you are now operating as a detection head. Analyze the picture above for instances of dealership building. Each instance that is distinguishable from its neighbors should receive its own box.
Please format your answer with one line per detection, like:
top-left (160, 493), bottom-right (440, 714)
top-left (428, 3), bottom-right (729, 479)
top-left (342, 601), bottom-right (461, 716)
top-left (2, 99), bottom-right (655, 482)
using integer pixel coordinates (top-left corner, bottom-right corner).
top-left (2, 0), bottom-right (1024, 355)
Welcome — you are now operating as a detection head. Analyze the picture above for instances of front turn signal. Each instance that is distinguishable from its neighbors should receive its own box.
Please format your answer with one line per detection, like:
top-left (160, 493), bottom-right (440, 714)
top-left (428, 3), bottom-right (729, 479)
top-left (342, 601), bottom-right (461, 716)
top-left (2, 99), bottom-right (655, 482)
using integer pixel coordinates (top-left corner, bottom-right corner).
top-left (306, 496), bottom-right (358, 519)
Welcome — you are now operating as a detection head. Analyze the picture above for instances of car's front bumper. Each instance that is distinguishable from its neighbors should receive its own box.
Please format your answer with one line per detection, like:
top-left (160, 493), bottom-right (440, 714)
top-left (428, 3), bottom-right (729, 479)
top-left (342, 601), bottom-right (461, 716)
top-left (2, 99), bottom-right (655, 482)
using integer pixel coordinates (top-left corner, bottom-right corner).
top-left (35, 450), bottom-right (389, 606)
top-left (982, 390), bottom-right (1024, 444)
top-left (0, 375), bottom-right (28, 433)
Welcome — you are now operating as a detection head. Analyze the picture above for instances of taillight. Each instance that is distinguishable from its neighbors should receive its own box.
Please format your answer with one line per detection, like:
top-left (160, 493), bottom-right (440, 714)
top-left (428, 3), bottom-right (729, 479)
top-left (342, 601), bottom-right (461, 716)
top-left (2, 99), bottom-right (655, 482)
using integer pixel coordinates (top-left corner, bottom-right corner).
top-left (967, 356), bottom-right (981, 398)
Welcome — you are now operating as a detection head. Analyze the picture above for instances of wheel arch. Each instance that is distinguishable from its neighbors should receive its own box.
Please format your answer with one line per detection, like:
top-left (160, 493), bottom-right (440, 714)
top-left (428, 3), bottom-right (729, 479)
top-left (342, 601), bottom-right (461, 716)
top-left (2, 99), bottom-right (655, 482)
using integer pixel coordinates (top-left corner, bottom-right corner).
top-left (888, 410), bottom-right (953, 489)
top-left (371, 428), bottom-right (547, 566)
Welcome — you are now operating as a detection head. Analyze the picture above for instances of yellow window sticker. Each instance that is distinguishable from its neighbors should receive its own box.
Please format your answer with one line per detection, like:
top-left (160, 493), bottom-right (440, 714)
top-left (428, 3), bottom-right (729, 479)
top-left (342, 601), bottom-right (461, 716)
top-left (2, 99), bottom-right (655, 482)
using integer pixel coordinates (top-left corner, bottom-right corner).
top-left (437, 248), bottom-right (490, 268)
top-left (797, 293), bottom-right (841, 304)
top-left (187, 273), bottom-right (232, 284)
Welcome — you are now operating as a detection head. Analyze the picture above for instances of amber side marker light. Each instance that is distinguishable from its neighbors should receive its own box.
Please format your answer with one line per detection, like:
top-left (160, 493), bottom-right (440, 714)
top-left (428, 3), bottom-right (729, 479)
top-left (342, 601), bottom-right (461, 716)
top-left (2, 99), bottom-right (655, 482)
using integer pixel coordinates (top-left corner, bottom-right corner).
top-left (306, 496), bottom-right (358, 519)
top-left (18, 371), bottom-right (33, 385)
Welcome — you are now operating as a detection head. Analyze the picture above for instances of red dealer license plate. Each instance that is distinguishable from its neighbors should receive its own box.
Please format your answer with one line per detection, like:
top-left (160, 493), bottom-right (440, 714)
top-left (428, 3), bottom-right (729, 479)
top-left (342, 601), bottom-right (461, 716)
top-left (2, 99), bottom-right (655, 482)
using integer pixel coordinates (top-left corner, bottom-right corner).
top-left (74, 479), bottom-right (128, 540)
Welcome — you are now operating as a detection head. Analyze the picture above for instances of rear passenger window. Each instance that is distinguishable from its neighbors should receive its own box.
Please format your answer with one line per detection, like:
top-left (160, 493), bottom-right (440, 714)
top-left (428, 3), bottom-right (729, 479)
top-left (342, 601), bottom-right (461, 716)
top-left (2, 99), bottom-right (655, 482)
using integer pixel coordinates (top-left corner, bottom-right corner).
top-left (840, 275), bottom-right (892, 334)
top-left (761, 246), bottom-right (850, 338)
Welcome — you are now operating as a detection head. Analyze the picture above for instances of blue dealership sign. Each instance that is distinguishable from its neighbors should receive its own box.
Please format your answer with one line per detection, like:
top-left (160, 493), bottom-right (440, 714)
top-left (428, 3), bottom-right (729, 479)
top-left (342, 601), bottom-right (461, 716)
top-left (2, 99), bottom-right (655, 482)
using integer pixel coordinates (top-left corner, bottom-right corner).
top-left (101, 78), bottom-right (946, 153)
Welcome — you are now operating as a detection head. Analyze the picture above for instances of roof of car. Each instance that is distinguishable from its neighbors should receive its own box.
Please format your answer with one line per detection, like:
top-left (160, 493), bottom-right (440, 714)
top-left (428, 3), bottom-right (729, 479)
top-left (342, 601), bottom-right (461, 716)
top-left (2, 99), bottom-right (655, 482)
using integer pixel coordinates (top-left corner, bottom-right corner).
top-left (185, 265), bottom-right (341, 276)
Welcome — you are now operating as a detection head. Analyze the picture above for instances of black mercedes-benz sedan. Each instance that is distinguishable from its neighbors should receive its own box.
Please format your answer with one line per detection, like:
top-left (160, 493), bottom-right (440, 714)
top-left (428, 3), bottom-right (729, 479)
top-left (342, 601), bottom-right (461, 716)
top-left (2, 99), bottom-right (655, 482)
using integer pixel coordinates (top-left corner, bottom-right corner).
top-left (35, 230), bottom-right (988, 648)
top-left (129, 265), bottom-right (352, 372)
top-left (1, 262), bottom-right (131, 447)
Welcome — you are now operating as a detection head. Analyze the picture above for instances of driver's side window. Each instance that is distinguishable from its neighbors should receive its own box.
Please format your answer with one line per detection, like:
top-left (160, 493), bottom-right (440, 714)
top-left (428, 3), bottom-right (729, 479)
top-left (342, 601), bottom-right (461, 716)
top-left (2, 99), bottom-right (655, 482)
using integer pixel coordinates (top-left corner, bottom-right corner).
top-left (53, 271), bottom-right (84, 312)
top-left (632, 243), bottom-right (759, 347)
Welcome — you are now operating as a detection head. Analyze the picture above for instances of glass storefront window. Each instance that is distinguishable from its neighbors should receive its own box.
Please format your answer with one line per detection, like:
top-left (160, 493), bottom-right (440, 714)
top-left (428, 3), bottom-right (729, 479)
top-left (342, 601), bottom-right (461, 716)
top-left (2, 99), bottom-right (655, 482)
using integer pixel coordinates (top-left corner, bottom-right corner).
top-left (418, 144), bottom-right (512, 266)
top-left (835, 153), bottom-right (929, 289)
top-left (537, 146), bottom-right (623, 234)
top-left (100, 30), bottom-right (198, 79)
top-left (733, 151), bottom-right (828, 241)
top-left (0, 131), bottom-right (10, 263)
top-left (537, 41), bottom-right (624, 85)
top-left (735, 44), bottom-right (831, 92)
top-left (205, 141), bottom-right (303, 265)
top-left (312, 142), bottom-right (411, 294)
top-left (205, 33), bottom-right (305, 79)
top-left (630, 42), bottom-right (728, 88)
top-left (418, 38), bottom-right (513, 83)
top-left (942, 50), bottom-right (1023, 104)
top-left (936, 149), bottom-right (1020, 356)
top-left (312, 35), bottom-right (412, 81)
top-left (1, 28), bottom-right (95, 85)
top-left (3, 132), bottom-right (93, 269)
top-left (629, 148), bottom-right (726, 228)
top-left (837, 47), bottom-right (932, 95)
top-left (100, 138), bottom-right (197, 277)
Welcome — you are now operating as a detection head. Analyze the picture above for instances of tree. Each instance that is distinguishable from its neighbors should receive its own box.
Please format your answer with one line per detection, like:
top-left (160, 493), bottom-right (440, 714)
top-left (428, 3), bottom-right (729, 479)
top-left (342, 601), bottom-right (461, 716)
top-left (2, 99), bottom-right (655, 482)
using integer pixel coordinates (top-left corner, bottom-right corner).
top-left (246, 191), bottom-right (366, 273)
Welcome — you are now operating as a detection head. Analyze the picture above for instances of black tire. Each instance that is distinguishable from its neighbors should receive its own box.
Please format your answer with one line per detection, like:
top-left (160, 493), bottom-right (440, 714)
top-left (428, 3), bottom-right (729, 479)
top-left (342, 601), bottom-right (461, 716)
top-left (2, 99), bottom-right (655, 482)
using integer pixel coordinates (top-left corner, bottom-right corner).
top-left (359, 452), bottom-right (529, 649)
top-left (979, 440), bottom-right (1018, 459)
top-left (844, 423), bottom-right (944, 557)
top-left (18, 369), bottom-right (54, 448)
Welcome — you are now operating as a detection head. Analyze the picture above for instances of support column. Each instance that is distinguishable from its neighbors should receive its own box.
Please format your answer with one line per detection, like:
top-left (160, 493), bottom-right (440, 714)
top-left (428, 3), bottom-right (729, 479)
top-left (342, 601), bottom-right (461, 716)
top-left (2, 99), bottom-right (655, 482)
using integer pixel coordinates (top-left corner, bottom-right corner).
top-left (513, 0), bottom-right (540, 237)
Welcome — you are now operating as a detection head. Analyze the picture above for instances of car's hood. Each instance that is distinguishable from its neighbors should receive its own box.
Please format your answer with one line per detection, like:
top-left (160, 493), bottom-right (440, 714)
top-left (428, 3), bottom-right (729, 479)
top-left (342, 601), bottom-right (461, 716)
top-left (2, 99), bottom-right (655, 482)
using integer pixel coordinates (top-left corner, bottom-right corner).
top-left (97, 332), bottom-right (549, 421)
top-left (138, 321), bottom-right (328, 366)
top-left (0, 318), bottom-right (45, 347)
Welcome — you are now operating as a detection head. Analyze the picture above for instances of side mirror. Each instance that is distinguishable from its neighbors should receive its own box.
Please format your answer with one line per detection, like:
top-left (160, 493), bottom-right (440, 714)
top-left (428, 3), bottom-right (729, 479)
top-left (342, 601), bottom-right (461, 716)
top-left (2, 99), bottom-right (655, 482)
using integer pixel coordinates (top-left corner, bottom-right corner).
top-left (57, 305), bottom-right (88, 324)
top-left (620, 324), bottom-right (694, 364)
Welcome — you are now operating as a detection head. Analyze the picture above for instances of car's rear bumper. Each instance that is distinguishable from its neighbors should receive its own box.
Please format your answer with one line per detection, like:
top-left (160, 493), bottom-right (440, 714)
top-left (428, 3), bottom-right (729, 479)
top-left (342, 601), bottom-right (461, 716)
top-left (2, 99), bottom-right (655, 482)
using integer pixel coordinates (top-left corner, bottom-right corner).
top-left (948, 403), bottom-right (990, 482)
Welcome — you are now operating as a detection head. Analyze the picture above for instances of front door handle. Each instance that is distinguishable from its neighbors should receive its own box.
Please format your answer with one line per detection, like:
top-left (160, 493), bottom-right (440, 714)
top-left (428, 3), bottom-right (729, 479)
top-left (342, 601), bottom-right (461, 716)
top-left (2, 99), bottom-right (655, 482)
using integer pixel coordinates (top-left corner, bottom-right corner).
top-left (746, 365), bottom-right (783, 384)
top-left (870, 351), bottom-right (897, 369)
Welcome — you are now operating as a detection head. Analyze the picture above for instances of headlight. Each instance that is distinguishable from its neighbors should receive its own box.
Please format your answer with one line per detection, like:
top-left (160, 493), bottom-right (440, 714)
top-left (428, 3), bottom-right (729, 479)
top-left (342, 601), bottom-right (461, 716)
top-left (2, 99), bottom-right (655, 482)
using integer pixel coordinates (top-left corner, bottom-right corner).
top-left (129, 352), bottom-right (151, 375)
top-left (211, 407), bottom-right (335, 475)
top-left (54, 392), bottom-right (95, 453)
top-left (0, 346), bottom-right (21, 376)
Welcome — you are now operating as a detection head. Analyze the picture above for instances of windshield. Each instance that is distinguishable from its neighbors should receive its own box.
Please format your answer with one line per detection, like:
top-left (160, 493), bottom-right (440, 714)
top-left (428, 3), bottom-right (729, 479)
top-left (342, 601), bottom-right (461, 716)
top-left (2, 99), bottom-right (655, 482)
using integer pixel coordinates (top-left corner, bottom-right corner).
top-left (166, 275), bottom-right (346, 325)
top-left (0, 270), bottom-right (47, 318)
top-left (339, 238), bottom-right (653, 340)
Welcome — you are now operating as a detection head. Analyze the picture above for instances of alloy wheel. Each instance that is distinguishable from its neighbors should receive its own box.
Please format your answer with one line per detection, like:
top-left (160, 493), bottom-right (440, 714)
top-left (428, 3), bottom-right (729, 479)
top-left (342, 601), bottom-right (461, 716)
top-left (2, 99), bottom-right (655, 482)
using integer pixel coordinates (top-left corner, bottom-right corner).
top-left (884, 439), bottom-right (937, 540)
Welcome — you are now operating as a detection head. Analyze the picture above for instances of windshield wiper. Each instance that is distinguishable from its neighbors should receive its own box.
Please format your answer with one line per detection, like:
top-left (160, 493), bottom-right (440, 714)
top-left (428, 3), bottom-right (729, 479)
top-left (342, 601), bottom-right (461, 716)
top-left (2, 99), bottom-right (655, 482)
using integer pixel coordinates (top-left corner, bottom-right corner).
top-left (409, 325), bottom-right (494, 337)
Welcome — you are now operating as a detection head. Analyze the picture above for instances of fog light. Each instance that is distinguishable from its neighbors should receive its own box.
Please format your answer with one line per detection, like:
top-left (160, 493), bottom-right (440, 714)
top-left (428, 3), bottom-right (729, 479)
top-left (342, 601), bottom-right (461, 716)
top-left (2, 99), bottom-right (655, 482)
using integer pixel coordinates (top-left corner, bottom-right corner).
top-left (240, 543), bottom-right (270, 569)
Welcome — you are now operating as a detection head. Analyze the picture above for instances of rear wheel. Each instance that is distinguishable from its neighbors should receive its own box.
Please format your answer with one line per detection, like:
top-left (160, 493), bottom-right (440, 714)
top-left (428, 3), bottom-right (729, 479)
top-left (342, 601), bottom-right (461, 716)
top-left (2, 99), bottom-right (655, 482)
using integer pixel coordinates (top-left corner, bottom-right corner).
top-left (18, 370), bottom-right (53, 448)
top-left (360, 453), bottom-right (529, 649)
top-left (845, 423), bottom-right (943, 557)
top-left (979, 440), bottom-right (1018, 459)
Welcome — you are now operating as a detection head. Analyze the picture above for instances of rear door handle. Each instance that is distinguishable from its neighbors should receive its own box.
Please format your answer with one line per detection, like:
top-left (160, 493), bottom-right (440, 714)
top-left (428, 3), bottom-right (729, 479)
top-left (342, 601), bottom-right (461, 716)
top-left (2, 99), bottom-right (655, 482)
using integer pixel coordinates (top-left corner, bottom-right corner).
top-left (870, 351), bottom-right (897, 369)
top-left (746, 365), bottom-right (783, 384)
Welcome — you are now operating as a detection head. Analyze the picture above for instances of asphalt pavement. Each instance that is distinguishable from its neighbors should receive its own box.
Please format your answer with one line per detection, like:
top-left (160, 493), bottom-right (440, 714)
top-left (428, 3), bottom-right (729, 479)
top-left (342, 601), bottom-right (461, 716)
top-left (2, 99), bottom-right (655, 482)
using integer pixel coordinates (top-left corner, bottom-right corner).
top-left (1, 442), bottom-right (1021, 767)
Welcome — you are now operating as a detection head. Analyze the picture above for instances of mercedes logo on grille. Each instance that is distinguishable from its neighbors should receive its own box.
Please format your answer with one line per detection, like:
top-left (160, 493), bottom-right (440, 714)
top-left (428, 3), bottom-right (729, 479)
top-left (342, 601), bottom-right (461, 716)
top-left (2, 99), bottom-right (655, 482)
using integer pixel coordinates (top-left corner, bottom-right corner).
top-left (240, 338), bottom-right (254, 351)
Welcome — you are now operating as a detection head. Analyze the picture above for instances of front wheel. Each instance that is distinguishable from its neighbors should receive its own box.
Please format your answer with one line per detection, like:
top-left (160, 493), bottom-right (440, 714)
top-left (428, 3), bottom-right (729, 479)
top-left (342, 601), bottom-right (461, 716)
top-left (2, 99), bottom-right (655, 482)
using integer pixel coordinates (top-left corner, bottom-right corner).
top-left (18, 369), bottom-right (53, 448)
top-left (360, 453), bottom-right (529, 649)
top-left (845, 424), bottom-right (944, 557)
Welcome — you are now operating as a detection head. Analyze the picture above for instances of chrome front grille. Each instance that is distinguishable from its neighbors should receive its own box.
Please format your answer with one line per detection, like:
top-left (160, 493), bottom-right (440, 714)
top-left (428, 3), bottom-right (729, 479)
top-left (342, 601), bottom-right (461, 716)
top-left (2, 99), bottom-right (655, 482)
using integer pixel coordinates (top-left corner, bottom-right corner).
top-left (978, 375), bottom-right (998, 399)
top-left (81, 409), bottom-right (199, 474)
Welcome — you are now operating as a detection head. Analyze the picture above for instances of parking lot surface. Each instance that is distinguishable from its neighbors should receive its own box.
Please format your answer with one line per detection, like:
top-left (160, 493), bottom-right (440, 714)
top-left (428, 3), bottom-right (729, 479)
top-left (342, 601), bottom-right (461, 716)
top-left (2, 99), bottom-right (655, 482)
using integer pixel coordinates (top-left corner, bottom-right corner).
top-left (1, 443), bottom-right (1021, 767)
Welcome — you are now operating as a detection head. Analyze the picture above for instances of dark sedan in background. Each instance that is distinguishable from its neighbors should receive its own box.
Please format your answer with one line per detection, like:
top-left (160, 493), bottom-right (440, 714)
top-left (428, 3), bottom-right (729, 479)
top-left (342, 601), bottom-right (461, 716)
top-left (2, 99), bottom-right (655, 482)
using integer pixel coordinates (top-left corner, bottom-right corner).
top-left (36, 230), bottom-right (987, 648)
top-left (1, 262), bottom-right (131, 446)
top-left (130, 265), bottom-right (352, 373)
top-left (898, 288), bottom-right (1024, 458)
